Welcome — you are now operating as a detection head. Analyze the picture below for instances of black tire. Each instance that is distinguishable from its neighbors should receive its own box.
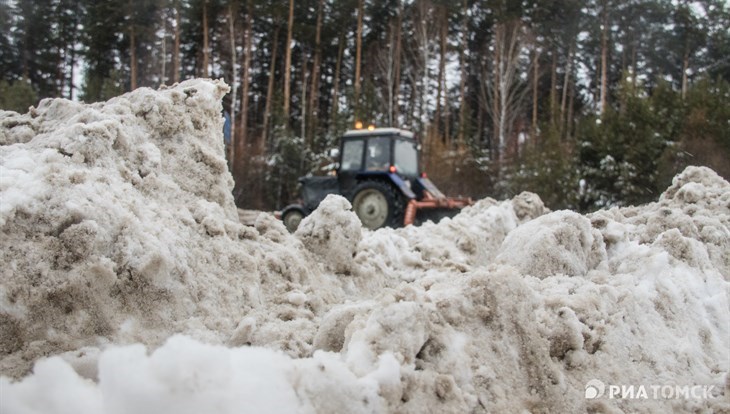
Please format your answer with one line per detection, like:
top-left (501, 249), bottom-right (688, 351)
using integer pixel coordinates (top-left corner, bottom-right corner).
top-left (282, 208), bottom-right (305, 233)
top-left (351, 180), bottom-right (405, 230)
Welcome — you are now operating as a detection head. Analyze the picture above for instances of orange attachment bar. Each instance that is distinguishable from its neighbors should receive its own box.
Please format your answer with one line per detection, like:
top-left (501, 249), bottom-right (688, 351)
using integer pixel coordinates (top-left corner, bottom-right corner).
top-left (403, 191), bottom-right (473, 226)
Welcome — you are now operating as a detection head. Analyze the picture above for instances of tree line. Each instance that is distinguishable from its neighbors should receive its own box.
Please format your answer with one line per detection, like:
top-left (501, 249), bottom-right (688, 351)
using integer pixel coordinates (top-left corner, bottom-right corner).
top-left (1, 0), bottom-right (728, 211)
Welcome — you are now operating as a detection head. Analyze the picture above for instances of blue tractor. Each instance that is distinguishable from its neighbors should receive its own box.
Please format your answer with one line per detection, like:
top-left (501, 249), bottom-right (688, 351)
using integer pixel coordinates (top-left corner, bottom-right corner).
top-left (280, 128), bottom-right (472, 232)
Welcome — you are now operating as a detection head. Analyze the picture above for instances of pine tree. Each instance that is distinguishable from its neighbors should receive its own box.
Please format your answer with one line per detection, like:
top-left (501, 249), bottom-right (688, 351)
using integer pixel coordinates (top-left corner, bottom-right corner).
top-left (14, 0), bottom-right (60, 99)
top-left (125, 0), bottom-right (162, 90)
top-left (80, 0), bottom-right (126, 102)
top-left (703, 0), bottom-right (730, 82)
top-left (0, 2), bottom-right (20, 83)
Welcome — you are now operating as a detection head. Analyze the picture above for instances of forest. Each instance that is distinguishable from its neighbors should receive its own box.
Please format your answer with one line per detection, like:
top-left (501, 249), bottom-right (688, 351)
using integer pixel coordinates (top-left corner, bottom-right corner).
top-left (1, 0), bottom-right (728, 212)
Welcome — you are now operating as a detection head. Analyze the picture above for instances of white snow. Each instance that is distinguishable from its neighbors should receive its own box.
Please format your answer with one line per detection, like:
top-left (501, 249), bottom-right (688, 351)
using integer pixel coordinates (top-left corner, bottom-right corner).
top-left (1, 79), bottom-right (728, 413)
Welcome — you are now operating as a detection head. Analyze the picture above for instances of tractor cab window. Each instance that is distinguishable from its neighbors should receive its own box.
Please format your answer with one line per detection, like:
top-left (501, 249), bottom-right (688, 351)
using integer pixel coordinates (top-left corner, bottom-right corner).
top-left (365, 137), bottom-right (391, 171)
top-left (394, 139), bottom-right (418, 176)
top-left (340, 140), bottom-right (364, 171)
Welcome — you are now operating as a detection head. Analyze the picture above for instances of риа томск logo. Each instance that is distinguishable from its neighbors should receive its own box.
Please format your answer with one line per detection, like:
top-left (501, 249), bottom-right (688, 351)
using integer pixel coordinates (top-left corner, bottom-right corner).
top-left (585, 379), bottom-right (717, 400)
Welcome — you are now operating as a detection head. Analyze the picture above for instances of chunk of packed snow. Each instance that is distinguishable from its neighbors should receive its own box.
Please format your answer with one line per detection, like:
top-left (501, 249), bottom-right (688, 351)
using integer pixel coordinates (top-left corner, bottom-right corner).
top-left (496, 210), bottom-right (607, 278)
top-left (1, 80), bottom-right (728, 413)
top-left (1, 335), bottom-right (388, 414)
top-left (295, 194), bottom-right (362, 274)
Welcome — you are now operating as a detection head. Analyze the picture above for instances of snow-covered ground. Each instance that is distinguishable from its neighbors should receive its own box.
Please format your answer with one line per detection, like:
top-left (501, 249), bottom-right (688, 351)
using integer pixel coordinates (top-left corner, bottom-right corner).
top-left (0, 79), bottom-right (728, 413)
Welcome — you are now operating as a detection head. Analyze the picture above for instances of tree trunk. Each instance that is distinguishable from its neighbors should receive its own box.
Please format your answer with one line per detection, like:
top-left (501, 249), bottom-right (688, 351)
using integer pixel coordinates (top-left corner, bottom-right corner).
top-left (476, 97), bottom-right (484, 150)
top-left (202, 0), bottom-right (209, 77)
top-left (620, 40), bottom-right (626, 79)
top-left (631, 45), bottom-right (637, 89)
top-left (331, 33), bottom-right (345, 130)
top-left (375, 23), bottom-right (397, 126)
top-left (407, 75), bottom-right (417, 128)
top-left (393, 0), bottom-right (403, 125)
top-left (492, 39), bottom-right (500, 161)
top-left (531, 47), bottom-right (539, 138)
top-left (443, 74), bottom-right (450, 143)
top-left (283, 0), bottom-right (294, 119)
top-left (377, 26), bottom-right (395, 126)
top-left (549, 48), bottom-right (557, 125)
top-left (681, 40), bottom-right (689, 99)
top-left (58, 50), bottom-right (66, 97)
top-left (173, 4), bottom-right (181, 83)
top-left (67, 2), bottom-right (81, 99)
top-left (567, 76), bottom-right (575, 139)
top-left (56, 17), bottom-right (66, 96)
top-left (161, 13), bottom-right (167, 85)
top-left (599, 0), bottom-right (609, 115)
top-left (414, 0), bottom-right (432, 132)
top-left (560, 42), bottom-right (574, 136)
top-left (262, 24), bottom-right (280, 149)
top-left (619, 38), bottom-right (629, 115)
top-left (228, 3), bottom-right (238, 170)
top-left (307, 0), bottom-right (324, 146)
top-left (435, 6), bottom-right (446, 142)
top-left (486, 22), bottom-right (530, 164)
top-left (239, 1), bottom-right (252, 155)
top-left (497, 28), bottom-right (509, 160)
top-left (68, 42), bottom-right (76, 99)
top-left (458, 0), bottom-right (467, 145)
top-left (130, 25), bottom-right (137, 90)
top-left (354, 0), bottom-right (364, 119)
top-left (301, 48), bottom-right (308, 145)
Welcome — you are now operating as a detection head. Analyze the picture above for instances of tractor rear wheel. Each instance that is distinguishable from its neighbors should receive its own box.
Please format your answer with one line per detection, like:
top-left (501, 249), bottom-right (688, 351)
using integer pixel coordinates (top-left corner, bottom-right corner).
top-left (282, 209), bottom-right (305, 233)
top-left (351, 181), bottom-right (404, 230)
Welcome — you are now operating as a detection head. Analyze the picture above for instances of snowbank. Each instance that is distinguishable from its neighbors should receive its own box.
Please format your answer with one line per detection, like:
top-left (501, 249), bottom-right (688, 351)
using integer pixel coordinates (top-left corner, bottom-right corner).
top-left (1, 80), bottom-right (728, 413)
top-left (0, 79), bottom-right (355, 377)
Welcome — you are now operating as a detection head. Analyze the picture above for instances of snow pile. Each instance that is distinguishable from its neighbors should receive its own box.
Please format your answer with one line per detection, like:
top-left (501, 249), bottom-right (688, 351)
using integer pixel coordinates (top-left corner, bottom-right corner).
top-left (295, 194), bottom-right (362, 274)
top-left (2, 335), bottom-right (388, 414)
top-left (354, 192), bottom-right (547, 280)
top-left (1, 80), bottom-right (729, 413)
top-left (496, 210), bottom-right (607, 278)
top-left (0, 79), bottom-right (355, 378)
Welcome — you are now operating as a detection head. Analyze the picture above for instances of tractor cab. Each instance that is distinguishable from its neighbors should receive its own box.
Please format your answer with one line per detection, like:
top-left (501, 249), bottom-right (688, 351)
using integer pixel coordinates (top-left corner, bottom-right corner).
top-left (337, 128), bottom-right (419, 197)
top-left (280, 128), bottom-right (472, 232)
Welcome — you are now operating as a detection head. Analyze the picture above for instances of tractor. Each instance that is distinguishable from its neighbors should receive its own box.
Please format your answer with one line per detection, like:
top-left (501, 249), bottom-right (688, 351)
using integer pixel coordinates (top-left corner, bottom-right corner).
top-left (280, 127), bottom-right (472, 232)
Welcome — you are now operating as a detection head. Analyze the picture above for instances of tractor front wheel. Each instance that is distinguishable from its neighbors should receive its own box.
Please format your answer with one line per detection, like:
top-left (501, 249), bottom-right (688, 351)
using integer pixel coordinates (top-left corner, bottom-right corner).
top-left (351, 181), bottom-right (403, 230)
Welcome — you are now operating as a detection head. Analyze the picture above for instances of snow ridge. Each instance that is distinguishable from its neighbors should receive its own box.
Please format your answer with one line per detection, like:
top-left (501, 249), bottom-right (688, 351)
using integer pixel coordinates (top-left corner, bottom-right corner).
top-left (1, 80), bottom-right (728, 413)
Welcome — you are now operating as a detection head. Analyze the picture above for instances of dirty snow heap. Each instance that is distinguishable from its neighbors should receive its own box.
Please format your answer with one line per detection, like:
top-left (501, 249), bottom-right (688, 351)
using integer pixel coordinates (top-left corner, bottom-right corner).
top-left (0, 79), bottom-right (728, 413)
